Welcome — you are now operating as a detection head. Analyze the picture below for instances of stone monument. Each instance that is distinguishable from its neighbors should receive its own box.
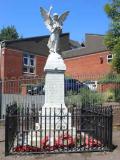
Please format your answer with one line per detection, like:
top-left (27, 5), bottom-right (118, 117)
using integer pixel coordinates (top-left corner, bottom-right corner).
top-left (27, 7), bottom-right (75, 147)
top-left (37, 6), bottom-right (71, 130)
top-left (40, 6), bottom-right (69, 109)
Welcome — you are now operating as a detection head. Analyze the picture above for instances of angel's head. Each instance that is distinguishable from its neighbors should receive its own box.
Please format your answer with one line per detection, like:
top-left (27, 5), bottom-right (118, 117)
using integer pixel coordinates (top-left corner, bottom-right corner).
top-left (53, 13), bottom-right (59, 21)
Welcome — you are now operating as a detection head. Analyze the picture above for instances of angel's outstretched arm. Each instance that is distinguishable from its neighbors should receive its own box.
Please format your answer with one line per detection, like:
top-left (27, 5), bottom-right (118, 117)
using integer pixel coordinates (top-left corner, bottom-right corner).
top-left (40, 7), bottom-right (53, 32)
top-left (48, 6), bottom-right (53, 16)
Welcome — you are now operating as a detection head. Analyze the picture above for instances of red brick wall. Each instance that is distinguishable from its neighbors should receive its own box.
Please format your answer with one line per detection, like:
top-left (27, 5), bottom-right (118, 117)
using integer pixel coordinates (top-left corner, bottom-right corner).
top-left (36, 55), bottom-right (47, 77)
top-left (0, 48), bottom-right (47, 93)
top-left (64, 51), bottom-right (112, 79)
top-left (1, 48), bottom-right (23, 79)
top-left (0, 48), bottom-right (47, 80)
top-left (98, 83), bottom-right (120, 92)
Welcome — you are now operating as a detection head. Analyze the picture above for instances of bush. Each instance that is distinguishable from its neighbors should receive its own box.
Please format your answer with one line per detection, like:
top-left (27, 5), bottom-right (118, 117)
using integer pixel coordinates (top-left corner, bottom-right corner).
top-left (65, 89), bottom-right (104, 107)
top-left (65, 94), bottom-right (82, 107)
top-left (104, 88), bottom-right (120, 102)
top-left (103, 89), bottom-right (115, 102)
top-left (112, 42), bottom-right (120, 74)
top-left (80, 88), bottom-right (104, 107)
top-left (114, 88), bottom-right (120, 102)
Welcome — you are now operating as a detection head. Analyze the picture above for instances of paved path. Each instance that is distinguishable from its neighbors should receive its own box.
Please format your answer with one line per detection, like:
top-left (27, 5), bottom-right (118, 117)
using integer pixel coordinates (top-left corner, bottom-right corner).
top-left (0, 125), bottom-right (120, 160)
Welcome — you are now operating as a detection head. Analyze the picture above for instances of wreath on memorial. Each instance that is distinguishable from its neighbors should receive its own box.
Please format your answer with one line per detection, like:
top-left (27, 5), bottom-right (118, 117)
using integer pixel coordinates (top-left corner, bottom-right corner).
top-left (13, 132), bottom-right (102, 152)
top-left (13, 133), bottom-right (75, 152)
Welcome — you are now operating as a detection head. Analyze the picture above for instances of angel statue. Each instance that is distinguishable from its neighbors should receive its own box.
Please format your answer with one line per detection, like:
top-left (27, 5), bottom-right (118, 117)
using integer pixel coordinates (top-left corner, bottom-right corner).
top-left (40, 6), bottom-right (69, 53)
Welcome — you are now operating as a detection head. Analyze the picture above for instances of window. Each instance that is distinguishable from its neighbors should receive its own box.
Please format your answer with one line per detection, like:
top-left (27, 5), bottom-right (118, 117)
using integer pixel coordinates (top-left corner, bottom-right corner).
top-left (23, 53), bottom-right (35, 74)
top-left (107, 54), bottom-right (113, 63)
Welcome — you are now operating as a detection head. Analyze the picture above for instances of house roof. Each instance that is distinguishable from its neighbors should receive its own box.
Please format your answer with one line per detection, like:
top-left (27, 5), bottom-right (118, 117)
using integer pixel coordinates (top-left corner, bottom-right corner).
top-left (62, 34), bottom-right (108, 59)
top-left (0, 33), bottom-right (108, 58)
top-left (1, 33), bottom-right (71, 56)
top-left (69, 40), bottom-right (81, 49)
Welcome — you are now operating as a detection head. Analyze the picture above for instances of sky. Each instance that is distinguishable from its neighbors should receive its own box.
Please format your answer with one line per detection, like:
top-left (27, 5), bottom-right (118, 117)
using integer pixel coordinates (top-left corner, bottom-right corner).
top-left (0, 0), bottom-right (110, 42)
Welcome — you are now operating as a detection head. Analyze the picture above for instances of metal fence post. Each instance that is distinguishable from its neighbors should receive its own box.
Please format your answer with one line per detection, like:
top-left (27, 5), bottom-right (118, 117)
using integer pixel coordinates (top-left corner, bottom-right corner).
top-left (109, 106), bottom-right (113, 150)
top-left (5, 108), bottom-right (9, 156)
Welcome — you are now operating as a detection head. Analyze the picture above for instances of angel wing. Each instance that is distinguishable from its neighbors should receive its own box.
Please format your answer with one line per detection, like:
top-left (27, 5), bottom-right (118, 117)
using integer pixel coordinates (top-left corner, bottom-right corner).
top-left (40, 7), bottom-right (53, 32)
top-left (58, 11), bottom-right (69, 25)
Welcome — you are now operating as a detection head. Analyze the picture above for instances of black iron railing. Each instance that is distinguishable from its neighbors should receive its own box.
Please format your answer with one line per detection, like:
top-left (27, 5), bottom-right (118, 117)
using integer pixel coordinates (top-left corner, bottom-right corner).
top-left (5, 103), bottom-right (18, 156)
top-left (5, 104), bottom-right (113, 156)
top-left (81, 105), bottom-right (113, 149)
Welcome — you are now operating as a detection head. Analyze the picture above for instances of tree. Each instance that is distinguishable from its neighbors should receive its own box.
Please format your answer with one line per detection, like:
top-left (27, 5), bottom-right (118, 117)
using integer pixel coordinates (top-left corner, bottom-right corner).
top-left (104, 0), bottom-right (120, 73)
top-left (0, 25), bottom-right (20, 41)
top-left (112, 42), bottom-right (120, 73)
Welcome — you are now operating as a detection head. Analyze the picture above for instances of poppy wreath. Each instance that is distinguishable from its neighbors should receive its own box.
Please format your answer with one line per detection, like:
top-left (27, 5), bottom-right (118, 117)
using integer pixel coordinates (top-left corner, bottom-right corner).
top-left (85, 135), bottom-right (102, 147)
top-left (40, 136), bottom-right (56, 151)
top-left (13, 145), bottom-right (41, 152)
top-left (13, 133), bottom-right (76, 152)
top-left (55, 133), bottom-right (75, 148)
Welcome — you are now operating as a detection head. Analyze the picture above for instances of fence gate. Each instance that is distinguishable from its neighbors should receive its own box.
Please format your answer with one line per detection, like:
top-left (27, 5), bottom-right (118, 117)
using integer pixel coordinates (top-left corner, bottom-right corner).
top-left (5, 104), bottom-right (113, 156)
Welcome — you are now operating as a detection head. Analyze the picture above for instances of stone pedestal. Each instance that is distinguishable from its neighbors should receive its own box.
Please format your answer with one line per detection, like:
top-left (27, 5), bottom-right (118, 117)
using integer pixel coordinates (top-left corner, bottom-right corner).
top-left (37, 51), bottom-right (71, 131)
top-left (36, 107), bottom-right (71, 130)
top-left (43, 51), bottom-right (66, 109)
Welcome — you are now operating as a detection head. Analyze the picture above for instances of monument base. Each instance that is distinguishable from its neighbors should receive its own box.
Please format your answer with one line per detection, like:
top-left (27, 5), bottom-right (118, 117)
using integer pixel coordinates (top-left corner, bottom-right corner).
top-left (26, 107), bottom-right (75, 148)
top-left (36, 107), bottom-right (71, 130)
top-left (27, 128), bottom-right (76, 148)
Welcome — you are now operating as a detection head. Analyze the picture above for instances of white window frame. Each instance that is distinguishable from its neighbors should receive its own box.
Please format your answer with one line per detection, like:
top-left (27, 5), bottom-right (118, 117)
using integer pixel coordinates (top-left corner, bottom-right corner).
top-left (107, 54), bottom-right (113, 63)
top-left (23, 53), bottom-right (35, 74)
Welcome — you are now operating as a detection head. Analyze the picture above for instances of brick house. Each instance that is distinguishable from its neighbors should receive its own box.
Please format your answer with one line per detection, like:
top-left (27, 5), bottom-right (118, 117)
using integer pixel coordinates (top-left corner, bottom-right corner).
top-left (63, 34), bottom-right (112, 79)
top-left (0, 33), bottom-right (112, 81)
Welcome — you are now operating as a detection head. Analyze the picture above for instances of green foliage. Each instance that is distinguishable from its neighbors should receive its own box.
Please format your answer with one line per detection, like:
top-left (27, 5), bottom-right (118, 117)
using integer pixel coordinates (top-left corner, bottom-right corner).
top-left (104, 1), bottom-right (120, 21)
top-left (112, 42), bottom-right (120, 73)
top-left (104, 30), bottom-right (120, 51)
top-left (80, 89), bottom-right (104, 107)
top-left (104, 0), bottom-right (120, 73)
top-left (114, 88), bottom-right (120, 102)
top-left (104, 88), bottom-right (120, 102)
top-left (103, 89), bottom-right (115, 102)
top-left (65, 94), bottom-right (82, 107)
top-left (104, 4), bottom-right (112, 16)
top-left (0, 25), bottom-right (20, 41)
top-left (65, 89), bottom-right (104, 107)
top-left (99, 73), bottom-right (120, 83)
